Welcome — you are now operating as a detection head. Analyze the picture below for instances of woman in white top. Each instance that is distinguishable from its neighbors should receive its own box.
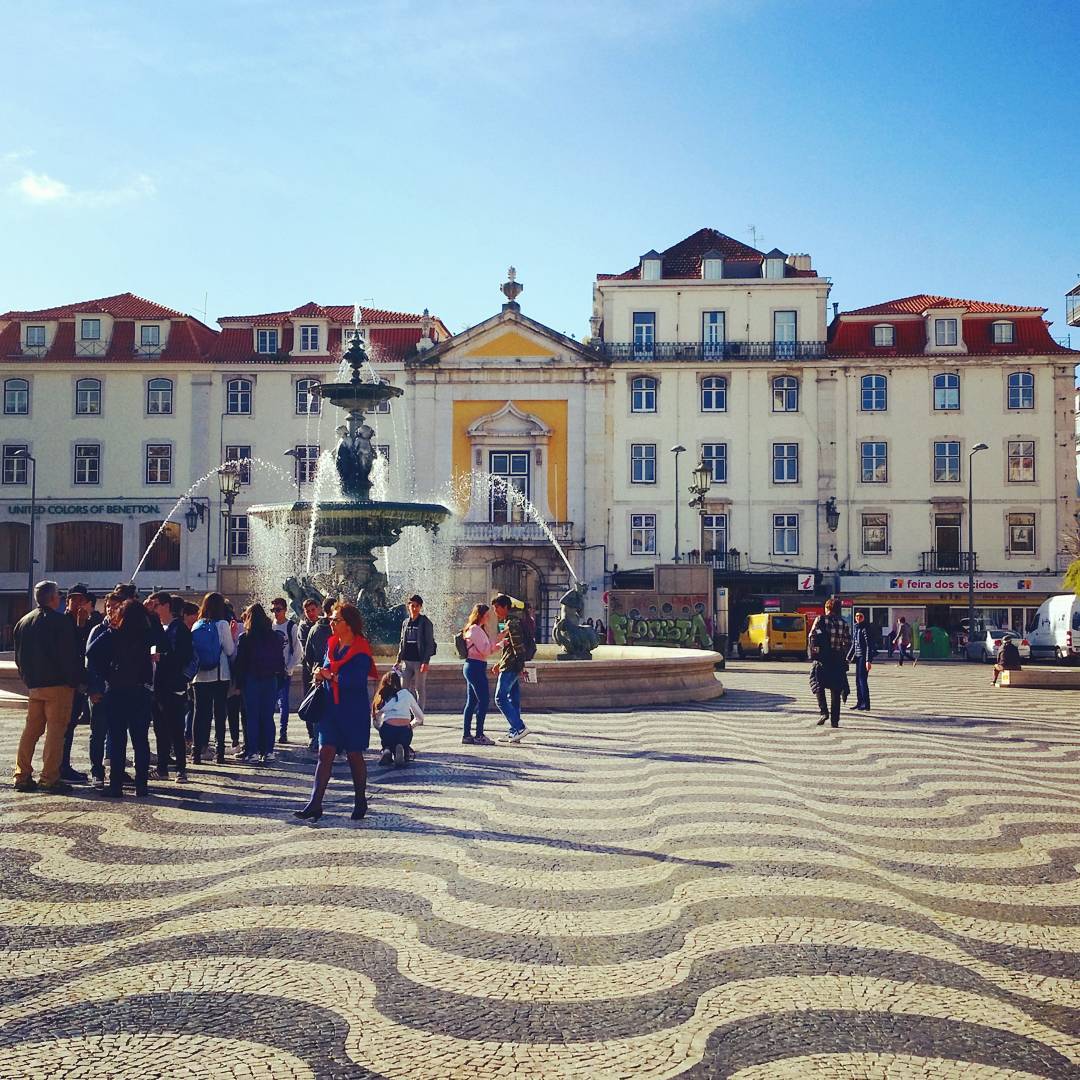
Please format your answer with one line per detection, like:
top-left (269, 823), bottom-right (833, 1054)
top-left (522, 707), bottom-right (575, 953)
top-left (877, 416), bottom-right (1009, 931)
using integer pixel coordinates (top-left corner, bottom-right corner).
top-left (372, 670), bottom-right (424, 767)
top-left (190, 591), bottom-right (237, 765)
top-left (460, 602), bottom-right (500, 746)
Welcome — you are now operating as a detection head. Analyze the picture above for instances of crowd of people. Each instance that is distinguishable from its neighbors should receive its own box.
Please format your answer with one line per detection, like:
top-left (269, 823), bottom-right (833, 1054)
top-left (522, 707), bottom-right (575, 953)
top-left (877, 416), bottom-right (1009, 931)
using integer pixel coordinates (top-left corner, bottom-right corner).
top-left (10, 580), bottom-right (537, 819)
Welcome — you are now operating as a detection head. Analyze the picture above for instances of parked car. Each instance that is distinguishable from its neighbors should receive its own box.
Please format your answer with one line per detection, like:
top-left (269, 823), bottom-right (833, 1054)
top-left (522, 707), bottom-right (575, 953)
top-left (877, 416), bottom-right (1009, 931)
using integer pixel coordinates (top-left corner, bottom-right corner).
top-left (1026, 594), bottom-right (1080, 661)
top-left (980, 629), bottom-right (1031, 663)
top-left (737, 612), bottom-right (808, 658)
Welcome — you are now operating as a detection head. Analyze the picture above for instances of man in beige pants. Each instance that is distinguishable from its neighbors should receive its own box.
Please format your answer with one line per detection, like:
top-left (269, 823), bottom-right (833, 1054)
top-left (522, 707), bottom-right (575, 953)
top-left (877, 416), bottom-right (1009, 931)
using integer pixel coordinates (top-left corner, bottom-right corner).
top-left (13, 580), bottom-right (82, 793)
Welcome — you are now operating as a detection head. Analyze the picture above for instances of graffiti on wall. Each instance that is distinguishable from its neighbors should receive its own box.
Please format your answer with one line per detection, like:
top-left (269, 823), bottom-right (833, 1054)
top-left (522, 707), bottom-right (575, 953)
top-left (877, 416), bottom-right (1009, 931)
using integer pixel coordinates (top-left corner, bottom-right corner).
top-left (607, 591), bottom-right (713, 649)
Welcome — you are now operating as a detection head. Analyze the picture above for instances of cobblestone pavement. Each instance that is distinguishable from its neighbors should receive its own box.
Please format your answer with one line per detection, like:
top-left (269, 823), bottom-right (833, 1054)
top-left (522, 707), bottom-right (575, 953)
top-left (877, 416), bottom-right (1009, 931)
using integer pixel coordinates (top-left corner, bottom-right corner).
top-left (1, 661), bottom-right (1079, 1079)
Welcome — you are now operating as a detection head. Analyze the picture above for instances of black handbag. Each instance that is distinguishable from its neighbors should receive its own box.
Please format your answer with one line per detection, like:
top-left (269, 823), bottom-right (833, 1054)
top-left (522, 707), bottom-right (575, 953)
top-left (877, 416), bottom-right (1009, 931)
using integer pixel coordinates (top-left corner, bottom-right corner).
top-left (297, 682), bottom-right (327, 726)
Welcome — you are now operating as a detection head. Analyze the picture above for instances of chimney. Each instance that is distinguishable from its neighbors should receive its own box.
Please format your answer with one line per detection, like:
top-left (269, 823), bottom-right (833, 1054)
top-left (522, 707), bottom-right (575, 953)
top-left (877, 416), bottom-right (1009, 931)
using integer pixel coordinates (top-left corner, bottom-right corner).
top-left (786, 253), bottom-right (812, 271)
top-left (832, 302), bottom-right (839, 319)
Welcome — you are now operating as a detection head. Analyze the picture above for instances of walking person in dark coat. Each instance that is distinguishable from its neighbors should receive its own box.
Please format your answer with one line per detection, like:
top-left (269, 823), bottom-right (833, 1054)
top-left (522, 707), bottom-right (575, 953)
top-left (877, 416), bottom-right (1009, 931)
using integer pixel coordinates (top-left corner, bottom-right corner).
top-left (847, 610), bottom-right (875, 711)
top-left (152, 595), bottom-right (194, 782)
top-left (808, 597), bottom-right (852, 729)
top-left (232, 603), bottom-right (288, 764)
top-left (893, 615), bottom-right (913, 666)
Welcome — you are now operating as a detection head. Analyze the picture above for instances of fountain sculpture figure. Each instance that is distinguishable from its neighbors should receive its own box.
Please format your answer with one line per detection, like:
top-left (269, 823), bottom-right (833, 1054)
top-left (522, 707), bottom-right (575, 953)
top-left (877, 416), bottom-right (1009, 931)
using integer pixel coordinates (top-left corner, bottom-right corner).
top-left (248, 333), bottom-right (451, 642)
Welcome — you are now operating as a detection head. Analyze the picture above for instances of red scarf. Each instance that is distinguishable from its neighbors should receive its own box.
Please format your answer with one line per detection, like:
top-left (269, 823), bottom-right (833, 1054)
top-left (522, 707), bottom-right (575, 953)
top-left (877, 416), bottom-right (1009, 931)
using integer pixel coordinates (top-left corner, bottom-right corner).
top-left (326, 634), bottom-right (378, 704)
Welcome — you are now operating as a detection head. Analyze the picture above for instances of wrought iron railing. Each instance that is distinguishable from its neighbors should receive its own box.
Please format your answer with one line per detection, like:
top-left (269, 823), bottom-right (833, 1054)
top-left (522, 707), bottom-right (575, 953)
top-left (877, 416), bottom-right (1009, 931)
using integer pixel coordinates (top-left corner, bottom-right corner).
top-left (687, 550), bottom-right (742, 571)
top-left (460, 521), bottom-right (575, 544)
top-left (20, 343), bottom-right (48, 358)
top-left (597, 340), bottom-right (826, 362)
top-left (133, 345), bottom-right (165, 360)
top-left (920, 550), bottom-right (977, 573)
top-left (75, 341), bottom-right (106, 357)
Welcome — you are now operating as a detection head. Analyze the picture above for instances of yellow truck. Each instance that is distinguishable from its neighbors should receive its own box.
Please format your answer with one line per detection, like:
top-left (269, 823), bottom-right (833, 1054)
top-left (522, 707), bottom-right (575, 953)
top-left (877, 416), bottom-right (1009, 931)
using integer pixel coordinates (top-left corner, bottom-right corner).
top-left (736, 612), bottom-right (808, 658)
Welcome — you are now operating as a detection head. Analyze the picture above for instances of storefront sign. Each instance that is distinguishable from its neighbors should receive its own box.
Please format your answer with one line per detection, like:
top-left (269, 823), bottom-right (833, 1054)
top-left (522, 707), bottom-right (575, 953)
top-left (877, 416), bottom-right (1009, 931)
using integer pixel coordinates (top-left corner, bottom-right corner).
top-left (6, 503), bottom-right (162, 516)
top-left (607, 590), bottom-right (713, 649)
top-left (839, 573), bottom-right (1061, 594)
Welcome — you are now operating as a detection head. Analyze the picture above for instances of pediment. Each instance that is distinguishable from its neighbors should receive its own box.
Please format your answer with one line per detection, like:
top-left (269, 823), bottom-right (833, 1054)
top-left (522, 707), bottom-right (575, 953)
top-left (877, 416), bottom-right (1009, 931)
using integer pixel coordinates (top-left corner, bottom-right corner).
top-left (466, 400), bottom-right (553, 438)
top-left (467, 329), bottom-right (556, 359)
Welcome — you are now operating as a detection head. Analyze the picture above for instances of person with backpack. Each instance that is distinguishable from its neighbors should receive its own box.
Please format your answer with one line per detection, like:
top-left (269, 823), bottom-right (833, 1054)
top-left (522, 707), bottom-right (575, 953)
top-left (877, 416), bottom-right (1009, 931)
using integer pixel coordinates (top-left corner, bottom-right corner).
top-left (372, 670), bottom-right (425, 766)
top-left (457, 603), bottom-right (497, 745)
top-left (396, 594), bottom-right (436, 709)
top-left (808, 597), bottom-right (852, 729)
top-left (232, 603), bottom-right (287, 764)
top-left (152, 594), bottom-right (194, 782)
top-left (270, 597), bottom-right (302, 745)
top-left (490, 594), bottom-right (532, 744)
top-left (190, 592), bottom-right (236, 765)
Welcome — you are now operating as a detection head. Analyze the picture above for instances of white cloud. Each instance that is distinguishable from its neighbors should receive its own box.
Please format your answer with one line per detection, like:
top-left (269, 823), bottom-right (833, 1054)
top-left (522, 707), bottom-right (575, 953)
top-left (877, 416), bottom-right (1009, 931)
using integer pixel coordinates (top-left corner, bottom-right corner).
top-left (10, 170), bottom-right (155, 207)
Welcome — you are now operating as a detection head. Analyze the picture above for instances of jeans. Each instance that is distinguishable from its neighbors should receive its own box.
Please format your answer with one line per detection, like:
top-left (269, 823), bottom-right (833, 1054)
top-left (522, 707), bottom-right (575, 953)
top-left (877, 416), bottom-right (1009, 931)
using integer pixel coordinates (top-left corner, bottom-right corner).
top-left (853, 657), bottom-right (870, 709)
top-left (276, 678), bottom-right (291, 740)
top-left (106, 685), bottom-right (152, 791)
top-left (89, 697), bottom-right (109, 781)
top-left (495, 669), bottom-right (523, 733)
top-left (379, 724), bottom-right (414, 750)
top-left (62, 690), bottom-right (89, 773)
top-left (400, 660), bottom-right (427, 709)
top-left (193, 680), bottom-right (230, 754)
top-left (184, 687), bottom-right (194, 742)
top-left (227, 692), bottom-right (243, 747)
top-left (153, 691), bottom-right (188, 776)
top-left (816, 686), bottom-right (841, 725)
top-left (244, 676), bottom-right (279, 757)
top-left (462, 659), bottom-right (489, 736)
top-left (896, 643), bottom-right (912, 665)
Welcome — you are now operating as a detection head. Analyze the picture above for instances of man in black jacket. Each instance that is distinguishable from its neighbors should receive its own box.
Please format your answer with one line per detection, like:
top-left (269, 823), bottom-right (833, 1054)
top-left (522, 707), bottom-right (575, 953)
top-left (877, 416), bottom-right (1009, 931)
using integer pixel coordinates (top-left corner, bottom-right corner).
top-left (397, 594), bottom-right (436, 708)
top-left (302, 597), bottom-right (335, 751)
top-left (152, 595), bottom-right (194, 782)
top-left (13, 580), bottom-right (83, 793)
top-left (847, 610), bottom-right (875, 711)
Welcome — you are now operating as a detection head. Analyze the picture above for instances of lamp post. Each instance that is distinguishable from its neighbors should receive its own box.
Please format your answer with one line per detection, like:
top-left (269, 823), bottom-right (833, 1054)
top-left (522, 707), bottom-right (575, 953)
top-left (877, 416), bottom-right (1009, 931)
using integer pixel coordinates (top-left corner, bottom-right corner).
top-left (670, 445), bottom-right (686, 562)
top-left (12, 449), bottom-right (36, 608)
top-left (218, 463), bottom-right (242, 567)
top-left (966, 441), bottom-right (989, 659)
top-left (688, 456), bottom-right (711, 561)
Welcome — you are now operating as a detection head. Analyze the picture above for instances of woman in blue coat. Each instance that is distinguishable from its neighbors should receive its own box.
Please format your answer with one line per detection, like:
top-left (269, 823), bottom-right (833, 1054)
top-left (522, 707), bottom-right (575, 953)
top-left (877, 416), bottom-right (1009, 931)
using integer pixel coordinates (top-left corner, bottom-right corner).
top-left (293, 602), bottom-right (378, 822)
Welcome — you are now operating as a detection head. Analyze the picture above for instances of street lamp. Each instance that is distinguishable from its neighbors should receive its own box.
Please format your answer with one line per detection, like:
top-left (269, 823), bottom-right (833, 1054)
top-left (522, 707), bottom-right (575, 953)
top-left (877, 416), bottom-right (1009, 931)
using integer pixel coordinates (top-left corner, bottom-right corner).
top-left (824, 496), bottom-right (840, 533)
top-left (670, 445), bottom-right (686, 562)
top-left (218, 462), bottom-right (242, 566)
top-left (12, 449), bottom-right (36, 608)
top-left (966, 441), bottom-right (990, 658)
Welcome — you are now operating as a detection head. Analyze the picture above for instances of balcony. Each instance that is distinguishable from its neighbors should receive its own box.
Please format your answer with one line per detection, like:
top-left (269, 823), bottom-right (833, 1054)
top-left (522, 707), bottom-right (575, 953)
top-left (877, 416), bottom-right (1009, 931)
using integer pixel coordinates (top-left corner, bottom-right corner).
top-left (920, 550), bottom-right (977, 573)
top-left (597, 340), bottom-right (827, 362)
top-left (460, 520), bottom-right (575, 544)
top-left (688, 549), bottom-right (743, 572)
top-left (133, 345), bottom-right (165, 360)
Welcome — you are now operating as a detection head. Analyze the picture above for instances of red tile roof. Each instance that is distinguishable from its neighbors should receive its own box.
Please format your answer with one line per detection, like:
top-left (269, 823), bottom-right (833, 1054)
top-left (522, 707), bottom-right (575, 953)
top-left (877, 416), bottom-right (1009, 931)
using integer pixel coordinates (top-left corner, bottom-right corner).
top-left (842, 294), bottom-right (1045, 316)
top-left (218, 302), bottom-right (428, 326)
top-left (208, 325), bottom-right (425, 363)
top-left (1, 292), bottom-right (191, 320)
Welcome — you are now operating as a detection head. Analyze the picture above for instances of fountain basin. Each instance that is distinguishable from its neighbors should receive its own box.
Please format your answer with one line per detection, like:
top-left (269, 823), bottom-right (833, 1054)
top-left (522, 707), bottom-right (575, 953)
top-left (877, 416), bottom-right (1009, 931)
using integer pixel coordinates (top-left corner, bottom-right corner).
top-left (249, 499), bottom-right (451, 546)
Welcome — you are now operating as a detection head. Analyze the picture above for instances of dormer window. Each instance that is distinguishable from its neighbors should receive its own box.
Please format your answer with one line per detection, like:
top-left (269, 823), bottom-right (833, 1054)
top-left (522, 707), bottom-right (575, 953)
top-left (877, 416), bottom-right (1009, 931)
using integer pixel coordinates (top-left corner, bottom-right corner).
top-left (992, 320), bottom-right (1015, 344)
top-left (256, 328), bottom-right (279, 354)
top-left (25, 326), bottom-right (45, 347)
top-left (872, 324), bottom-right (895, 347)
top-left (763, 249), bottom-right (786, 279)
top-left (640, 250), bottom-right (662, 280)
top-left (701, 250), bottom-right (723, 280)
top-left (140, 325), bottom-right (160, 347)
top-left (80, 319), bottom-right (101, 341)
top-left (934, 318), bottom-right (958, 346)
top-left (299, 324), bottom-right (320, 351)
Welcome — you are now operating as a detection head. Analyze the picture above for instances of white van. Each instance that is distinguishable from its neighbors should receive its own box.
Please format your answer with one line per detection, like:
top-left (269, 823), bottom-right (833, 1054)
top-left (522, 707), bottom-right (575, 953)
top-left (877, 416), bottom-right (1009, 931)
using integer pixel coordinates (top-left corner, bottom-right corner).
top-left (1027, 595), bottom-right (1080, 661)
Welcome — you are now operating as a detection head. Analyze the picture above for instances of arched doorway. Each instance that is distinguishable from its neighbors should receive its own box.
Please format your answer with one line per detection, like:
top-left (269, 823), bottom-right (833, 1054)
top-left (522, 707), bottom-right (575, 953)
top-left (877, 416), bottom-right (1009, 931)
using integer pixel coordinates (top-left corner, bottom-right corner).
top-left (491, 558), bottom-right (547, 640)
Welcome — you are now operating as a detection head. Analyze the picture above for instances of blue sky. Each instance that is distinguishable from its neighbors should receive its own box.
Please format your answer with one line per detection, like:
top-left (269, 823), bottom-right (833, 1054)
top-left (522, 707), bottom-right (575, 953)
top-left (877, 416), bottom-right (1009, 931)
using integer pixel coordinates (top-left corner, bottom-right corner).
top-left (1, 0), bottom-right (1077, 343)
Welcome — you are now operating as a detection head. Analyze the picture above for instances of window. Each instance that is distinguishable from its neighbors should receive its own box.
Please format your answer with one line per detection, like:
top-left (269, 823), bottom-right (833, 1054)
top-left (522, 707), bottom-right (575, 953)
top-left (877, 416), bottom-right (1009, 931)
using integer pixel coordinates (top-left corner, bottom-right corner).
top-left (73, 444), bottom-right (100, 485)
top-left (641, 257), bottom-right (661, 281)
top-left (75, 378), bottom-right (101, 415)
top-left (140, 324), bottom-right (161, 347)
top-left (933, 372), bottom-right (959, 411)
top-left (375, 444), bottom-right (391, 464)
top-left (227, 515), bottom-right (250, 559)
top-left (372, 396), bottom-right (391, 415)
top-left (226, 378), bottom-right (252, 415)
top-left (772, 442), bottom-right (799, 483)
top-left (773, 310), bottom-right (797, 357)
top-left (700, 375), bottom-right (727, 412)
top-left (1008, 512), bottom-right (1035, 555)
top-left (702, 513), bottom-right (727, 555)
top-left (630, 513), bottom-right (656, 555)
top-left (702, 442), bottom-right (727, 483)
top-left (139, 520), bottom-right (180, 572)
top-left (489, 451), bottom-right (529, 523)
top-left (0, 522), bottom-right (30, 572)
top-left (295, 378), bottom-right (320, 415)
top-left (702, 311), bottom-right (725, 358)
top-left (1007, 371), bottom-right (1034, 410)
top-left (145, 444), bottom-right (172, 485)
top-left (299, 325), bottom-right (320, 351)
top-left (872, 324), bottom-right (895, 347)
top-left (861, 374), bottom-right (887, 411)
top-left (25, 325), bottom-right (45, 347)
top-left (632, 312), bottom-right (655, 358)
top-left (2, 444), bottom-right (28, 485)
top-left (47, 522), bottom-right (122, 572)
top-left (860, 441), bottom-right (888, 483)
top-left (773, 513), bottom-right (799, 554)
top-left (294, 445), bottom-right (320, 484)
top-left (225, 445), bottom-right (252, 485)
top-left (934, 440), bottom-right (961, 482)
top-left (146, 378), bottom-right (173, 415)
top-left (4, 378), bottom-right (29, 415)
top-left (631, 376), bottom-right (657, 413)
top-left (630, 443), bottom-right (656, 484)
top-left (256, 328), bottom-right (279, 354)
top-left (80, 319), bottom-right (101, 341)
top-left (993, 320), bottom-right (1015, 344)
top-left (934, 318), bottom-right (958, 346)
top-left (702, 257), bottom-right (723, 280)
top-left (861, 513), bottom-right (888, 554)
top-left (772, 375), bottom-right (799, 412)
top-left (1007, 440), bottom-right (1035, 482)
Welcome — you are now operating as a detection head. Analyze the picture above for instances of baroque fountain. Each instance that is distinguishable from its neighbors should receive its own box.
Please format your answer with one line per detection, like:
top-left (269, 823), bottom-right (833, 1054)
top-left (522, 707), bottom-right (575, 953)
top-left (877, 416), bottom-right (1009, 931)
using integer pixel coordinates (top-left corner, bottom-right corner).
top-left (247, 333), bottom-right (450, 642)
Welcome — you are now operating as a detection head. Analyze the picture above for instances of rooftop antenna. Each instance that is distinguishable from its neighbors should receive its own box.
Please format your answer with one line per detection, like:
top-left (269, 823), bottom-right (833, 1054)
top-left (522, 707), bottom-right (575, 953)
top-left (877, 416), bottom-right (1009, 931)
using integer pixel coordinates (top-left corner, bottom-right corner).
top-left (194, 291), bottom-right (208, 321)
top-left (747, 225), bottom-right (765, 249)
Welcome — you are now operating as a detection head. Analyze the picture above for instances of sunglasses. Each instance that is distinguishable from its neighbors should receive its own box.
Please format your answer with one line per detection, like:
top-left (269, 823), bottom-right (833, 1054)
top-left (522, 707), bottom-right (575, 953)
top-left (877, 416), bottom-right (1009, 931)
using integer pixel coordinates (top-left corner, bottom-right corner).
top-left (271, 606), bottom-right (286, 613)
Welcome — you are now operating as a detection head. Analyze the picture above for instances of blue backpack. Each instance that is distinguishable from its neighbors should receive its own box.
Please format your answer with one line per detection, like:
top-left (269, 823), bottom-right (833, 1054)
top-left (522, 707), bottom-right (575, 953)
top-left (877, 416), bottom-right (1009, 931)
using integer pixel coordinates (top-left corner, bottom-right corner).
top-left (191, 619), bottom-right (223, 672)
